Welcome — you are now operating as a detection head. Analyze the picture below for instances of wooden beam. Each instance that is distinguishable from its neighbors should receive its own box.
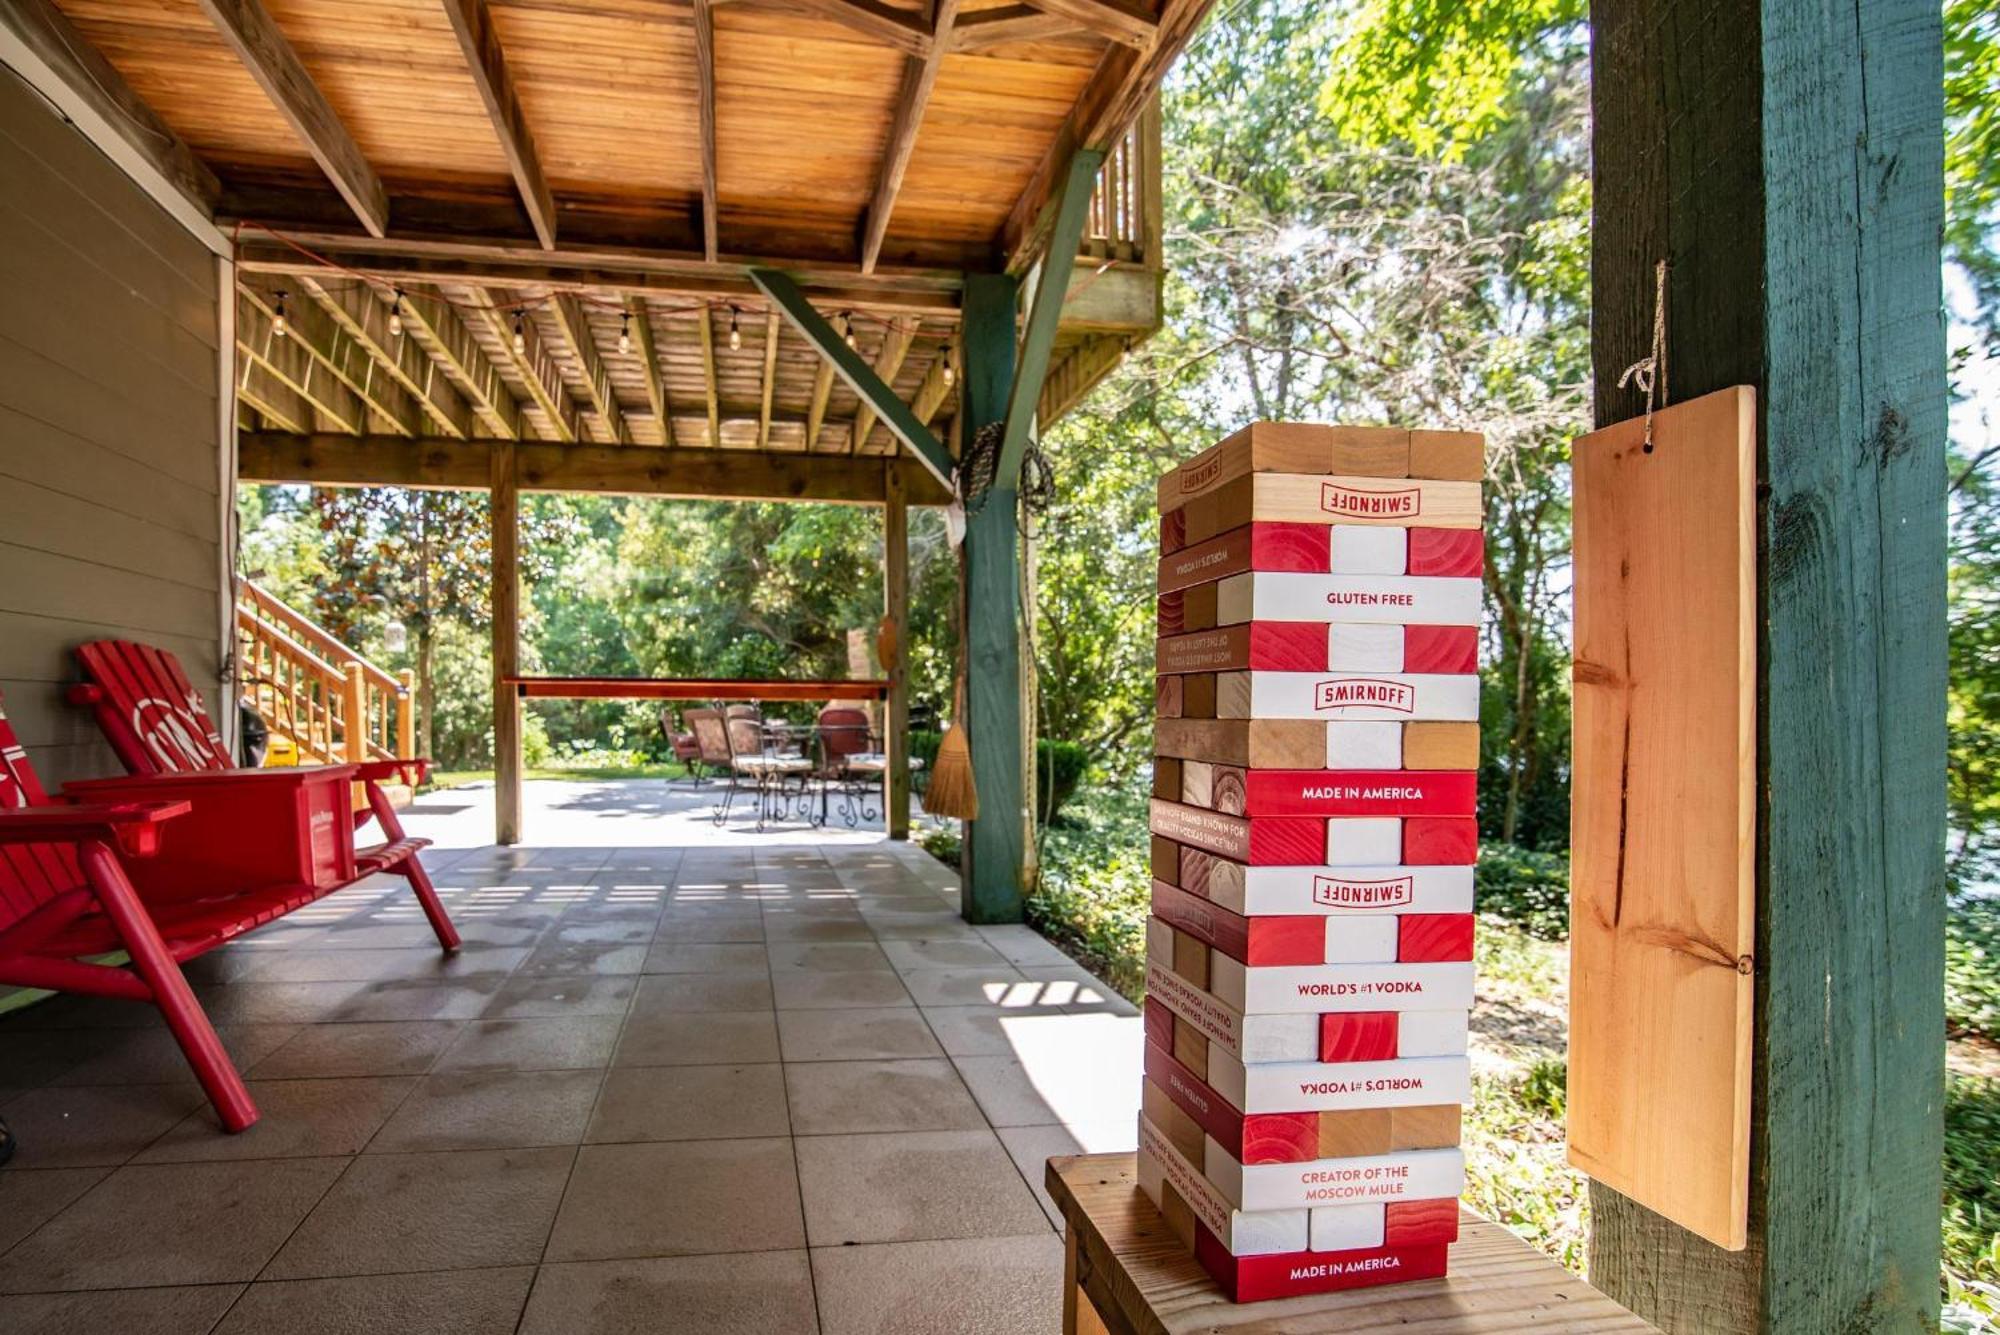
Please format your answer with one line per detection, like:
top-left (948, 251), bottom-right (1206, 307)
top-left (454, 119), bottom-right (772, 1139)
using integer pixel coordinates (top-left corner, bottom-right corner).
top-left (1038, 332), bottom-right (1129, 425)
top-left (851, 321), bottom-right (917, 454)
top-left (237, 353), bottom-right (313, 433)
top-left (698, 304), bottom-right (722, 446)
top-left (912, 341), bottom-right (955, 426)
top-left (627, 296), bottom-right (672, 445)
top-left (550, 294), bottom-right (630, 444)
top-left (883, 458), bottom-right (910, 839)
top-left (951, 5), bottom-right (1087, 50)
top-left (490, 441), bottom-right (522, 844)
top-left (1584, 0), bottom-right (1947, 1328)
top-left (397, 292), bottom-right (523, 440)
top-left (997, 150), bottom-right (1101, 480)
top-left (805, 313), bottom-right (847, 451)
top-left (441, 0), bottom-right (557, 250)
top-left (759, 0), bottom-right (932, 55)
top-left (750, 267), bottom-right (952, 488)
top-left (237, 432), bottom-right (955, 506)
top-left (303, 278), bottom-right (475, 439)
top-left (860, 0), bottom-right (963, 274)
top-left (193, 0), bottom-right (389, 238)
top-left (691, 0), bottom-right (719, 263)
top-left (477, 288), bottom-right (580, 442)
top-left (1019, 0), bottom-right (1155, 48)
top-left (236, 293), bottom-right (367, 433)
top-left (0, 0), bottom-right (220, 229)
top-left (241, 280), bottom-right (424, 436)
top-left (757, 311), bottom-right (781, 450)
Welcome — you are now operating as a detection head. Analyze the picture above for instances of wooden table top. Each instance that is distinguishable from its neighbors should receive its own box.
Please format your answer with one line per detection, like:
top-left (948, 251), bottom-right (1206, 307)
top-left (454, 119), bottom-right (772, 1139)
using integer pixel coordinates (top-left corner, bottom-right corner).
top-left (1046, 1154), bottom-right (1658, 1334)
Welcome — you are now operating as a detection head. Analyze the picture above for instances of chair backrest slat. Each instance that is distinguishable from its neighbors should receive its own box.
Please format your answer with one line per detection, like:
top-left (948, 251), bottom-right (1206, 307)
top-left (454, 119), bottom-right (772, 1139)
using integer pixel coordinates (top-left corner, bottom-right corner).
top-left (0, 696), bottom-right (87, 927)
top-left (687, 708), bottom-right (730, 766)
top-left (816, 706), bottom-right (871, 765)
top-left (75, 641), bottom-right (230, 774)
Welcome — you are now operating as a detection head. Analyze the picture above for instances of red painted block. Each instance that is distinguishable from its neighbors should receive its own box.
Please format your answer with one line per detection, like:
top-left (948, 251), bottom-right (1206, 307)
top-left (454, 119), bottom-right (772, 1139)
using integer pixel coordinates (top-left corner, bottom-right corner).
top-left (1158, 590), bottom-right (1185, 635)
top-left (1407, 527), bottom-right (1484, 577)
top-left (1159, 523), bottom-right (1334, 594)
top-left (1251, 622), bottom-right (1334, 671)
top-left (1153, 881), bottom-right (1324, 966)
top-left (1241, 770), bottom-right (1477, 818)
top-left (1383, 1197), bottom-right (1462, 1247)
top-left (1147, 1039), bottom-right (1326, 1166)
top-left (1403, 624), bottom-right (1479, 674)
top-left (1398, 913), bottom-right (1475, 962)
top-left (1402, 816), bottom-right (1478, 865)
top-left (1194, 1224), bottom-right (1450, 1303)
top-left (1253, 521), bottom-right (1333, 571)
top-left (1319, 1011), bottom-right (1400, 1063)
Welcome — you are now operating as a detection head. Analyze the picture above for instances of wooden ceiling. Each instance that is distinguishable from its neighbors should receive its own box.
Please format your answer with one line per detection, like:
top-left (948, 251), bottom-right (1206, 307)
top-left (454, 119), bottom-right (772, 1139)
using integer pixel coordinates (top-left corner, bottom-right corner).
top-left (8, 0), bottom-right (1211, 464)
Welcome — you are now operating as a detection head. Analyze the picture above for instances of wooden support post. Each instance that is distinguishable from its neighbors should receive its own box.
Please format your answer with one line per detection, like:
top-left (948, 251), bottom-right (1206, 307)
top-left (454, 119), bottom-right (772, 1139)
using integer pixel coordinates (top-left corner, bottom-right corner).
top-left (883, 460), bottom-right (910, 839)
top-left (1586, 1), bottom-right (1946, 1329)
top-left (490, 443), bottom-right (523, 845)
top-left (397, 668), bottom-right (417, 758)
top-left (959, 272), bottom-right (1024, 922)
top-left (340, 662), bottom-right (368, 763)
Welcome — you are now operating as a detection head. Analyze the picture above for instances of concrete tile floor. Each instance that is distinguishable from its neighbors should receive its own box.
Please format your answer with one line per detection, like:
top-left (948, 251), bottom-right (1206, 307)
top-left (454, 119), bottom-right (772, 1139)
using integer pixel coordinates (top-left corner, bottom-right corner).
top-left (0, 780), bottom-right (1139, 1333)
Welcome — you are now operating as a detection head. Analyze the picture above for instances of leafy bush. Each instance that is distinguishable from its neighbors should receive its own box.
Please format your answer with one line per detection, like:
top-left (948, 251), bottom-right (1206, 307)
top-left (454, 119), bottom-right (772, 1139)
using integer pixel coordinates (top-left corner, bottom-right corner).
top-left (1949, 896), bottom-right (2000, 1040)
top-left (1476, 844), bottom-right (1571, 941)
top-left (904, 730), bottom-right (1091, 824)
top-left (1945, 1073), bottom-right (2000, 1327)
top-left (1518, 1056), bottom-right (1568, 1120)
top-left (1025, 779), bottom-right (1152, 1000)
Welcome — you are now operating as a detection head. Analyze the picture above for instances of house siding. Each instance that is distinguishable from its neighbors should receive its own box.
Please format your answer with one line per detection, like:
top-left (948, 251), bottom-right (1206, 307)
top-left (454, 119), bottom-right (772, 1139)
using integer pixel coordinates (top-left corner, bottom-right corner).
top-left (0, 66), bottom-right (225, 789)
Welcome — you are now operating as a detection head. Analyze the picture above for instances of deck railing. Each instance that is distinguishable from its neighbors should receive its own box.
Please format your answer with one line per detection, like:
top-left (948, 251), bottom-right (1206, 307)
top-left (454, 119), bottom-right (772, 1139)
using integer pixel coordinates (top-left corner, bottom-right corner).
top-left (236, 582), bottom-right (414, 765)
top-left (1080, 98), bottom-right (1164, 267)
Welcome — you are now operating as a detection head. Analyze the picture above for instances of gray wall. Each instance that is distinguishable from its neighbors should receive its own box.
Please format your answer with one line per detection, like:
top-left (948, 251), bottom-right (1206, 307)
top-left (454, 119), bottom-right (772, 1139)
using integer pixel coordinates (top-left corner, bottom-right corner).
top-left (0, 66), bottom-right (225, 790)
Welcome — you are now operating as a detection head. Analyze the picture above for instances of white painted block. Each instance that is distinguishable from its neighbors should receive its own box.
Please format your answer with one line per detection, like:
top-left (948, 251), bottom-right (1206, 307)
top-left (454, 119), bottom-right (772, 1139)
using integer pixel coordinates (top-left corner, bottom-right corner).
top-left (1323, 916), bottom-right (1401, 964)
top-left (1327, 817), bottom-right (1402, 865)
top-left (1215, 572), bottom-right (1481, 626)
top-left (1228, 672), bottom-right (1479, 721)
top-left (1210, 960), bottom-right (1476, 1015)
top-left (1328, 623), bottom-right (1403, 672)
top-left (1206, 1048), bottom-right (1475, 1116)
top-left (1328, 525), bottom-right (1407, 575)
top-left (1213, 863), bottom-right (1476, 917)
top-left (1241, 1011), bottom-right (1321, 1063)
top-left (1310, 1202), bottom-right (1387, 1252)
top-left (1396, 1009), bottom-right (1471, 1058)
top-left (1325, 721), bottom-right (1403, 770)
top-left (1206, 1138), bottom-right (1467, 1212)
top-left (1141, 1117), bottom-right (1309, 1255)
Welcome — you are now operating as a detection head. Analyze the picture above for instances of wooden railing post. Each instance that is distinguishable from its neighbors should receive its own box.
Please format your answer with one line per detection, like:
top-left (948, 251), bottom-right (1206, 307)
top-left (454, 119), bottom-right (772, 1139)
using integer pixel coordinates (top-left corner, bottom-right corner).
top-left (340, 662), bottom-right (368, 763)
top-left (397, 668), bottom-right (416, 758)
top-left (491, 442), bottom-right (523, 845)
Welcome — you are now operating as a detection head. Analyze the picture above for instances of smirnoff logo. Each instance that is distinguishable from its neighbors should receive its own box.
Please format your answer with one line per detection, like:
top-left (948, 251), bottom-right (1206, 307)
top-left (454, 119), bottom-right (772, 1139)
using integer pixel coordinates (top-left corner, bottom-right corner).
top-left (1313, 678), bottom-right (1415, 714)
top-left (1314, 874), bottom-right (1415, 908)
top-left (1180, 455), bottom-right (1225, 493)
top-left (1322, 483), bottom-right (1420, 518)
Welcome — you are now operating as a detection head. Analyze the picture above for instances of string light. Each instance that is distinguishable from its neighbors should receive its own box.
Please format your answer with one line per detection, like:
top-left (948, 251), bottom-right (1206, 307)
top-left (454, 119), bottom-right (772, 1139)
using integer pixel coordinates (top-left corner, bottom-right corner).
top-left (841, 312), bottom-right (856, 349)
top-left (388, 288), bottom-right (404, 339)
top-left (618, 312), bottom-right (632, 356)
top-left (272, 290), bottom-right (289, 339)
top-left (941, 339), bottom-right (955, 387)
top-left (511, 309), bottom-right (526, 354)
top-left (727, 308), bottom-right (742, 352)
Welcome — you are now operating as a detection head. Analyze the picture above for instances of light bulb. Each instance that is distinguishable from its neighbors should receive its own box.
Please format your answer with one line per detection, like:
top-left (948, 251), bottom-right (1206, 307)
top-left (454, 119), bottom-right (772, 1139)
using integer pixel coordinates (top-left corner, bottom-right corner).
top-left (273, 290), bottom-right (288, 339)
top-left (511, 310), bottom-right (526, 354)
top-left (728, 309), bottom-right (741, 351)
top-left (618, 313), bottom-right (632, 356)
top-left (942, 349), bottom-right (955, 387)
top-left (842, 313), bottom-right (856, 349)
top-left (388, 289), bottom-right (404, 339)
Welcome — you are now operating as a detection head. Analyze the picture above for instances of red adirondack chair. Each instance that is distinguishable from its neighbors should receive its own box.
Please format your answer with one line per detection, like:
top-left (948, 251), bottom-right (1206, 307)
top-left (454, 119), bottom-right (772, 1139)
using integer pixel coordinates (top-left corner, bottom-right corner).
top-left (66, 640), bottom-right (458, 953)
top-left (0, 695), bottom-right (260, 1130)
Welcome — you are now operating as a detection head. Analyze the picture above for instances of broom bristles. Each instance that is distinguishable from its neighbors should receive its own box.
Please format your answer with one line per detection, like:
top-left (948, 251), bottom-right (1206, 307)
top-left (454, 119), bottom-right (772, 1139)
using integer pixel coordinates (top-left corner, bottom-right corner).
top-left (922, 723), bottom-right (978, 820)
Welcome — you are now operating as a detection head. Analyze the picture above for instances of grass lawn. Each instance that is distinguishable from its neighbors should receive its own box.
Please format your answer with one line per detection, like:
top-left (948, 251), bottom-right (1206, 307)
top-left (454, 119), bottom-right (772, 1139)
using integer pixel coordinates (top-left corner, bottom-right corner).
top-left (425, 761), bottom-right (690, 789)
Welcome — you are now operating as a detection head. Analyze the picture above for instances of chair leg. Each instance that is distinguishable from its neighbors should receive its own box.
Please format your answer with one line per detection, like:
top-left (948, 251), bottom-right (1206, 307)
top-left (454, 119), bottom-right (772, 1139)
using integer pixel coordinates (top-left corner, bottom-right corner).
top-left (368, 781), bottom-right (461, 953)
top-left (79, 841), bottom-right (258, 1133)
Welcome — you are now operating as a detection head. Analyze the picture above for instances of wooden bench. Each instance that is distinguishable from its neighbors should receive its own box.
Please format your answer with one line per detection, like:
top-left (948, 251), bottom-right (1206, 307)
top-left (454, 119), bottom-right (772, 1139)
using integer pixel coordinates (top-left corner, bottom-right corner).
top-left (1046, 1153), bottom-right (1658, 1333)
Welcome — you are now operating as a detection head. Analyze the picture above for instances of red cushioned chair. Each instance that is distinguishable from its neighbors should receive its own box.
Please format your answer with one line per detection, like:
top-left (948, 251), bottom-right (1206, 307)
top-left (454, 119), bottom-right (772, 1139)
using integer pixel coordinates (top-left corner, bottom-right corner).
top-left (0, 694), bottom-right (262, 1130)
top-left (65, 640), bottom-right (459, 955)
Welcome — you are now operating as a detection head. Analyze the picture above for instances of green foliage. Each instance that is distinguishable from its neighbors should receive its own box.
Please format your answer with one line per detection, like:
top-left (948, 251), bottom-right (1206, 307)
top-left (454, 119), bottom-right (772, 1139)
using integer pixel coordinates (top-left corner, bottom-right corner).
top-left (1518, 1055), bottom-right (1567, 1121)
top-left (1475, 844), bottom-right (1571, 941)
top-left (1951, 458), bottom-right (2000, 886)
top-left (1035, 739), bottom-right (1091, 825)
top-left (1946, 0), bottom-right (2000, 356)
top-left (1945, 1074), bottom-right (2000, 1293)
top-left (1948, 896), bottom-right (2000, 1040)
top-left (1024, 778), bottom-right (1153, 1001)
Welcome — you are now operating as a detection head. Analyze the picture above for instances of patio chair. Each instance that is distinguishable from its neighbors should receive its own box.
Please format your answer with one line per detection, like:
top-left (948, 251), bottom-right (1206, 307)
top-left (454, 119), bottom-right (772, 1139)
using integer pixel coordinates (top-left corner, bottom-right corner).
top-left (813, 705), bottom-right (924, 827)
top-left (0, 693), bottom-right (263, 1131)
top-left (717, 715), bottom-right (810, 831)
top-left (661, 707), bottom-right (705, 784)
top-left (65, 640), bottom-right (457, 951)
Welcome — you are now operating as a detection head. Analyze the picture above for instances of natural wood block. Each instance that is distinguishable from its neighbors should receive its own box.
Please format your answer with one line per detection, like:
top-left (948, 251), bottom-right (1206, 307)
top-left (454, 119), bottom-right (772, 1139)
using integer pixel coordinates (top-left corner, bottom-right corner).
top-left (1397, 913), bottom-right (1476, 962)
top-left (1158, 422), bottom-right (1413, 512)
top-left (1154, 719), bottom-right (1331, 770)
top-left (1180, 474), bottom-right (1483, 535)
top-left (1402, 816), bottom-right (1478, 865)
top-left (1173, 1014), bottom-right (1210, 1079)
top-left (1172, 924), bottom-right (1211, 989)
top-left (1325, 426), bottom-right (1415, 478)
top-left (1156, 674), bottom-right (1184, 719)
top-left (1401, 721), bottom-right (1480, 770)
top-left (1180, 760), bottom-right (1214, 807)
top-left (1319, 1108), bottom-right (1397, 1159)
top-left (1183, 581), bottom-right (1219, 631)
top-left (1389, 1103), bottom-right (1463, 1150)
top-left (1178, 847), bottom-right (1215, 897)
top-left (1144, 1078), bottom-right (1209, 1166)
top-left (1153, 756), bottom-right (1181, 801)
top-left (1207, 672), bottom-right (1244, 719)
top-left (1210, 766), bottom-right (1246, 815)
top-left (1407, 527), bottom-right (1485, 577)
top-left (1183, 673), bottom-right (1218, 718)
top-left (1160, 507), bottom-right (1186, 555)
top-left (1408, 429), bottom-right (1485, 481)
top-left (1157, 589), bottom-right (1186, 635)
top-left (1151, 834), bottom-right (1180, 884)
top-left (1159, 1175), bottom-right (1198, 1252)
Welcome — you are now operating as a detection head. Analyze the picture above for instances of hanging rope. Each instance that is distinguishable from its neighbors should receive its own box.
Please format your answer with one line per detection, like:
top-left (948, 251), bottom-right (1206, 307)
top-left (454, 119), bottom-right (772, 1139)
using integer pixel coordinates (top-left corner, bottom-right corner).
top-left (959, 420), bottom-right (1056, 518)
top-left (1617, 258), bottom-right (1671, 453)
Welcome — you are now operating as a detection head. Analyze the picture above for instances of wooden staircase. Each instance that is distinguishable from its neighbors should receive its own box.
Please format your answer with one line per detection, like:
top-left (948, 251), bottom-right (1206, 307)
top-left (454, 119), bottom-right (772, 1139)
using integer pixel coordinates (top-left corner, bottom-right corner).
top-left (235, 582), bottom-right (418, 804)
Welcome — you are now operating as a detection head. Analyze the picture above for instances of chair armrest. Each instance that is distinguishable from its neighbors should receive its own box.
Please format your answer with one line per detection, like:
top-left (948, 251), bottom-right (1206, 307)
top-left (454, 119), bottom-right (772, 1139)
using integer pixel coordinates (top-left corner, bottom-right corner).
top-left (354, 758), bottom-right (430, 786)
top-left (0, 800), bottom-right (191, 857)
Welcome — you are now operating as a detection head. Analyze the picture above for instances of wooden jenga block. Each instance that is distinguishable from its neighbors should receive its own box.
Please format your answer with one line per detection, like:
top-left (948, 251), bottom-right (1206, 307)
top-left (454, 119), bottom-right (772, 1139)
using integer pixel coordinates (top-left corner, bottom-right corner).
top-left (1216, 572), bottom-right (1483, 628)
top-left (1397, 912), bottom-right (1476, 962)
top-left (1210, 766), bottom-right (1247, 815)
top-left (1151, 798), bottom-right (1326, 865)
top-left (1154, 719), bottom-right (1328, 769)
top-left (1178, 846), bottom-right (1215, 896)
top-left (1143, 995), bottom-right (1174, 1050)
top-left (1219, 672), bottom-right (1479, 723)
top-left (1151, 834), bottom-right (1180, 883)
top-left (1326, 721), bottom-right (1403, 769)
top-left (1211, 672), bottom-right (1248, 719)
top-left (1402, 816), bottom-right (1478, 865)
top-left (1157, 522), bottom-right (1331, 592)
top-left (1400, 721), bottom-right (1480, 770)
top-left (1153, 756), bottom-right (1181, 801)
top-left (1172, 923), bottom-right (1211, 989)
top-left (1143, 1079), bottom-right (1209, 1166)
top-left (1157, 589), bottom-right (1185, 635)
top-left (1383, 1198), bottom-right (1462, 1247)
top-left (1158, 1176), bottom-right (1198, 1251)
top-left (1160, 423), bottom-right (1418, 511)
top-left (1319, 1011), bottom-right (1399, 1062)
top-left (1206, 954), bottom-right (1476, 1017)
top-left (1326, 816), bottom-right (1404, 865)
top-left (1329, 623), bottom-right (1404, 672)
top-left (1329, 524), bottom-right (1408, 574)
top-left (1160, 506), bottom-right (1186, 554)
top-left (1403, 624), bottom-right (1479, 674)
top-left (1173, 1014), bottom-right (1209, 1079)
top-left (1179, 760), bottom-right (1213, 807)
top-left (1155, 673), bottom-right (1184, 719)
top-left (1389, 1103), bottom-right (1463, 1150)
top-left (1204, 1140), bottom-right (1465, 1212)
top-left (1180, 474), bottom-right (1484, 532)
top-left (1319, 1108), bottom-right (1396, 1158)
top-left (1238, 769), bottom-right (1477, 818)
top-left (1407, 527), bottom-right (1484, 577)
top-left (1182, 673), bottom-right (1218, 718)
top-left (1205, 1045), bottom-right (1473, 1114)
top-left (1409, 429), bottom-right (1484, 481)
top-left (1204, 861), bottom-right (1476, 918)
top-left (1183, 581), bottom-right (1219, 631)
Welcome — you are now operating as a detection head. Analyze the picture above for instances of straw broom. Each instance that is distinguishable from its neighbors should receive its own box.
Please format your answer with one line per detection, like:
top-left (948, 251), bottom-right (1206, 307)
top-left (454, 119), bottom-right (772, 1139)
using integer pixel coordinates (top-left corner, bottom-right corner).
top-left (922, 545), bottom-right (978, 820)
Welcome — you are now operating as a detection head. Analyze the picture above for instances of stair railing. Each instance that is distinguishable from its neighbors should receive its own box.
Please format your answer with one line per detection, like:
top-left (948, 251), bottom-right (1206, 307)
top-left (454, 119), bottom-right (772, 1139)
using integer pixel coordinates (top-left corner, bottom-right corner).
top-left (236, 582), bottom-right (416, 765)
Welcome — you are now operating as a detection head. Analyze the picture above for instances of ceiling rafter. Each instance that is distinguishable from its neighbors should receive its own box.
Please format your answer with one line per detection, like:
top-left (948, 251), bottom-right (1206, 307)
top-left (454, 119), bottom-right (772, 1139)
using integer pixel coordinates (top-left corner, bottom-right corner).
top-left (949, 6), bottom-right (1088, 50)
top-left (550, 294), bottom-right (631, 445)
top-left (626, 297), bottom-right (672, 446)
top-left (441, 0), bottom-right (557, 250)
top-left (859, 0), bottom-right (963, 275)
top-left (1019, 0), bottom-right (1157, 48)
top-left (757, 313), bottom-right (782, 450)
top-left (236, 292), bottom-right (368, 433)
top-left (850, 321), bottom-right (916, 455)
top-left (240, 280), bottom-right (423, 436)
top-left (753, 0), bottom-right (932, 55)
top-left (302, 279), bottom-right (476, 439)
top-left (692, 0), bottom-right (720, 264)
top-left (194, 0), bottom-right (389, 237)
top-left (697, 305), bottom-right (722, 446)
top-left (475, 287), bottom-right (581, 442)
top-left (804, 313), bottom-right (848, 452)
top-left (397, 292), bottom-right (524, 440)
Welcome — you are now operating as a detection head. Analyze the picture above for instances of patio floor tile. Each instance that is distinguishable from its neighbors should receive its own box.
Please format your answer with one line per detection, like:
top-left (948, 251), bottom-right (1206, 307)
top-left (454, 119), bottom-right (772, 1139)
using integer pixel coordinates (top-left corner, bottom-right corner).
top-left (212, 1266), bottom-right (536, 1335)
top-left (0, 1166), bottom-right (110, 1253)
top-left (613, 1009), bottom-right (780, 1067)
top-left (0, 1084), bottom-right (206, 1169)
top-left (785, 1059), bottom-right (985, 1135)
top-left (628, 972), bottom-right (773, 1013)
top-left (766, 941), bottom-right (894, 972)
top-left (0, 1158), bottom-right (345, 1290)
top-left (51, 1025), bottom-right (300, 1087)
top-left (435, 1016), bottom-right (623, 1072)
top-left (776, 1007), bottom-right (943, 1062)
top-left (639, 942), bottom-right (770, 974)
top-left (918, 1005), bottom-right (1071, 1058)
top-left (793, 1130), bottom-right (1049, 1246)
top-left (771, 969), bottom-right (913, 1010)
top-left (880, 937), bottom-right (1010, 971)
top-left (367, 1069), bottom-right (601, 1152)
top-left (518, 1251), bottom-right (818, 1335)
top-left (951, 1055), bottom-right (1063, 1128)
top-left (138, 1077), bottom-right (416, 1161)
top-left (896, 967), bottom-right (1032, 1008)
top-left (483, 975), bottom-right (638, 1018)
top-left (996, 1124), bottom-right (1086, 1230)
top-left (247, 1020), bottom-right (461, 1078)
top-left (811, 1234), bottom-right (1064, 1335)
top-left (545, 1139), bottom-right (804, 1262)
top-left (517, 941), bottom-right (648, 977)
top-left (264, 1147), bottom-right (573, 1278)
top-left (587, 1064), bottom-right (788, 1143)
top-left (0, 1285), bottom-right (244, 1335)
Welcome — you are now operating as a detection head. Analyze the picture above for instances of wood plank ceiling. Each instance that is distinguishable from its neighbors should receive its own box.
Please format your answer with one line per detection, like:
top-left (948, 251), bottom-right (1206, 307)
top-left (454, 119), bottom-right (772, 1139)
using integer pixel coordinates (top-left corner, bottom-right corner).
top-left (26, 0), bottom-right (1208, 458)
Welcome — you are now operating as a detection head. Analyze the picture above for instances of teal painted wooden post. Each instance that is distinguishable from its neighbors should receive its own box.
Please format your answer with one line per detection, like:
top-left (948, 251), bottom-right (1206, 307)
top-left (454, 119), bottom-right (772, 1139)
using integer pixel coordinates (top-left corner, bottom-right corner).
top-left (1588, 1), bottom-right (1947, 1330)
top-left (959, 272), bottom-right (1024, 923)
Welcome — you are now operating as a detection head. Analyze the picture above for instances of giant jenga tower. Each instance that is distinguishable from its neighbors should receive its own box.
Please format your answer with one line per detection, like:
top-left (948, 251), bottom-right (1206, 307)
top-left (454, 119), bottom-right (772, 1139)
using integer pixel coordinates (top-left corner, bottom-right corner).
top-left (1141, 422), bottom-right (1484, 1303)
